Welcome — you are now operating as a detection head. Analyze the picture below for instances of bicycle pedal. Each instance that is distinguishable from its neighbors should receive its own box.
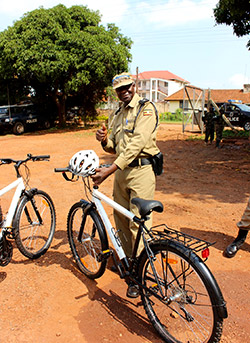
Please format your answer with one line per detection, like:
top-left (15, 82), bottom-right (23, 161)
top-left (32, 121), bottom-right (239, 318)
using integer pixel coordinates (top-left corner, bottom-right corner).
top-left (97, 249), bottom-right (111, 262)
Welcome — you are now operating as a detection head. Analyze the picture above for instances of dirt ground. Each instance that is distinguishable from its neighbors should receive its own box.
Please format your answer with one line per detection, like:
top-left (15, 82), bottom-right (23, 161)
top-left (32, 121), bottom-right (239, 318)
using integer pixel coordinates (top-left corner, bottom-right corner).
top-left (0, 123), bottom-right (249, 343)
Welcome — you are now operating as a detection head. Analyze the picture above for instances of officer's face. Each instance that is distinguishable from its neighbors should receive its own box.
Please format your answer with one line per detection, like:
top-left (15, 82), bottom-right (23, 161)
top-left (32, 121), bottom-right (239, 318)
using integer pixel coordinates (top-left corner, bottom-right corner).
top-left (116, 82), bottom-right (135, 105)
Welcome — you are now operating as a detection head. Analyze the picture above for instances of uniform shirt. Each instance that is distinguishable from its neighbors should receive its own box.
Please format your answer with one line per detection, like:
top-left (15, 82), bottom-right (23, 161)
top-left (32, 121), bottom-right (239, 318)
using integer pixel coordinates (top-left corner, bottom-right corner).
top-left (103, 93), bottom-right (160, 170)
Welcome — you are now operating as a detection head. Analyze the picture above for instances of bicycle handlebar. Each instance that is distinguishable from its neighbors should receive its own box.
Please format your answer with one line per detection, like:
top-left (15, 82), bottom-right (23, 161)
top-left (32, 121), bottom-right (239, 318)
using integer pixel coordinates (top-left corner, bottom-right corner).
top-left (54, 163), bottom-right (111, 178)
top-left (54, 163), bottom-right (113, 184)
top-left (54, 167), bottom-right (70, 173)
top-left (0, 154), bottom-right (50, 166)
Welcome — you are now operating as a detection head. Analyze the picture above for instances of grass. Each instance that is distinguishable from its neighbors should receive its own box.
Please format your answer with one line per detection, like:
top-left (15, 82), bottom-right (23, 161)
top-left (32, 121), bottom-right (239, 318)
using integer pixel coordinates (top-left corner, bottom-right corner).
top-left (185, 129), bottom-right (249, 142)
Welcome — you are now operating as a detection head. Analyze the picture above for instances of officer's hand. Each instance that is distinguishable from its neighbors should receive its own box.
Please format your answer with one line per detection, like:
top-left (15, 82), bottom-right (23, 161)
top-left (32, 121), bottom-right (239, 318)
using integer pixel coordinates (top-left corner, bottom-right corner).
top-left (96, 124), bottom-right (107, 144)
top-left (91, 163), bottom-right (118, 186)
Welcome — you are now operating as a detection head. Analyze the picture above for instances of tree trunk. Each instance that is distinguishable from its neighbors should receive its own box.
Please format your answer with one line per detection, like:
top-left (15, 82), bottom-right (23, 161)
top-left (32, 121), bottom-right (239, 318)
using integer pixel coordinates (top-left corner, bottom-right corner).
top-left (55, 93), bottom-right (67, 127)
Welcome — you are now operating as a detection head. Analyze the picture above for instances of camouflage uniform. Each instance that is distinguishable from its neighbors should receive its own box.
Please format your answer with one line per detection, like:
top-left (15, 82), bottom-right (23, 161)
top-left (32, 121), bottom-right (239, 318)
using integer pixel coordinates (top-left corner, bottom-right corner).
top-left (214, 114), bottom-right (225, 148)
top-left (237, 197), bottom-right (250, 231)
top-left (203, 109), bottom-right (215, 143)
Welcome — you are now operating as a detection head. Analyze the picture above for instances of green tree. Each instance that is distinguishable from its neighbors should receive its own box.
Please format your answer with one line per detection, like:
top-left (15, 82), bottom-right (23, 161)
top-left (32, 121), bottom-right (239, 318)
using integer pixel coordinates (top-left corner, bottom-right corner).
top-left (214, 0), bottom-right (250, 49)
top-left (0, 4), bottom-right (132, 125)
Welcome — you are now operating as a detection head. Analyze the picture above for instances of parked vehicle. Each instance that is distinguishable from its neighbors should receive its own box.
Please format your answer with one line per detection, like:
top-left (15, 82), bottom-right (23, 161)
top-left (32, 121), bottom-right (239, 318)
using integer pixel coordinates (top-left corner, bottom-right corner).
top-left (217, 101), bottom-right (250, 131)
top-left (0, 103), bottom-right (57, 135)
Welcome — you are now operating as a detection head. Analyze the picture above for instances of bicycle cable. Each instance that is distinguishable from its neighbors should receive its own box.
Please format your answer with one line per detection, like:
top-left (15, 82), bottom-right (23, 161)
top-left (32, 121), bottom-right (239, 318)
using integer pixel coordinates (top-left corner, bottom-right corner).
top-left (82, 176), bottom-right (92, 203)
top-left (20, 163), bottom-right (31, 189)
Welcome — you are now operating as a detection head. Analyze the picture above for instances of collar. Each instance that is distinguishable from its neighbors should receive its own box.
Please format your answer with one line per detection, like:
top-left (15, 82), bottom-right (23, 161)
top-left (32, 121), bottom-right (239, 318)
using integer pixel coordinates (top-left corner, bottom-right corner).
top-left (124, 93), bottom-right (140, 109)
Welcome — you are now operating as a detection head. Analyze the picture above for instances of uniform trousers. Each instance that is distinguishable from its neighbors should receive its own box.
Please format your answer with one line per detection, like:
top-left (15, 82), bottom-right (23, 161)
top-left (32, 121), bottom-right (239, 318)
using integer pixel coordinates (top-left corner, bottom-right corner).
top-left (237, 197), bottom-right (250, 231)
top-left (113, 164), bottom-right (155, 258)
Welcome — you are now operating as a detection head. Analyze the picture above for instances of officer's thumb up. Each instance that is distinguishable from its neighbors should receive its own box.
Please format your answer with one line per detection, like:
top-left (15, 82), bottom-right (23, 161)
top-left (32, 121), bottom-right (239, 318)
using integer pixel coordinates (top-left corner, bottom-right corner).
top-left (102, 123), bottom-right (107, 132)
top-left (96, 123), bottom-right (107, 143)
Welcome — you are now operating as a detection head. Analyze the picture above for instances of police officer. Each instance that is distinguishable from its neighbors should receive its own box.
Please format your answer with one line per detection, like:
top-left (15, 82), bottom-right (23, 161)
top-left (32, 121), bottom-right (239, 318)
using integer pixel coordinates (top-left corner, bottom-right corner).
top-left (91, 72), bottom-right (160, 297)
top-left (203, 103), bottom-right (215, 144)
top-left (225, 197), bottom-right (250, 258)
top-left (214, 108), bottom-right (225, 148)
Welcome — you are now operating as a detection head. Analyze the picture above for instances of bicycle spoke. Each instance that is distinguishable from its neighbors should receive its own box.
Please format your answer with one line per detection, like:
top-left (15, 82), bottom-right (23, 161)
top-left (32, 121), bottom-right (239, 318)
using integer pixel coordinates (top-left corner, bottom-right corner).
top-left (139, 242), bottom-right (223, 343)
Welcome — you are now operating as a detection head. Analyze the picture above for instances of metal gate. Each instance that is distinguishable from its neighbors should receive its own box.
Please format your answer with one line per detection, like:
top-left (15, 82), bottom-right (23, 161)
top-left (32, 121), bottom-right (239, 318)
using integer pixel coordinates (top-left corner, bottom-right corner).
top-left (182, 85), bottom-right (205, 133)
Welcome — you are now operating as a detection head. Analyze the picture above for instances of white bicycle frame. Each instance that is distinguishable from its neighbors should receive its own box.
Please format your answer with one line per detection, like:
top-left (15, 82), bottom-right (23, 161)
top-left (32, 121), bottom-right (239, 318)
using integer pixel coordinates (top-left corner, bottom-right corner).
top-left (0, 177), bottom-right (25, 231)
top-left (92, 188), bottom-right (135, 261)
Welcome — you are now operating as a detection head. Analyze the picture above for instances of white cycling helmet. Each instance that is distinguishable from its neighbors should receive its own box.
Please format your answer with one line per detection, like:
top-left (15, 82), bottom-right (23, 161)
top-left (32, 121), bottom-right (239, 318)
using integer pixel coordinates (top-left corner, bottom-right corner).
top-left (69, 150), bottom-right (99, 176)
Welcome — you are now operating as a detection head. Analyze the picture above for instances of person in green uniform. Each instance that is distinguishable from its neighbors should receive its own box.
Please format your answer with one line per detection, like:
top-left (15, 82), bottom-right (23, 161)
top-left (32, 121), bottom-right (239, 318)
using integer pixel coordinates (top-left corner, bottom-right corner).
top-left (224, 197), bottom-right (250, 258)
top-left (91, 72), bottom-right (160, 298)
top-left (203, 104), bottom-right (215, 144)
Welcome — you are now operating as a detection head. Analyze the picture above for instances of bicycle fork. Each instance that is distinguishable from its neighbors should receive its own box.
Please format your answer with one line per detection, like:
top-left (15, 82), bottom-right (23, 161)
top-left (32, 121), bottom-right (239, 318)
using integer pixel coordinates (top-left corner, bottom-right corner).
top-left (23, 189), bottom-right (43, 225)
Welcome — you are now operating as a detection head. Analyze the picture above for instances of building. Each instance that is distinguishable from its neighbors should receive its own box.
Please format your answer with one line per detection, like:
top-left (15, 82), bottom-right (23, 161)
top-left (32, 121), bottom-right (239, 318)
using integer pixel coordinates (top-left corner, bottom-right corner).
top-left (166, 84), bottom-right (250, 113)
top-left (133, 70), bottom-right (189, 103)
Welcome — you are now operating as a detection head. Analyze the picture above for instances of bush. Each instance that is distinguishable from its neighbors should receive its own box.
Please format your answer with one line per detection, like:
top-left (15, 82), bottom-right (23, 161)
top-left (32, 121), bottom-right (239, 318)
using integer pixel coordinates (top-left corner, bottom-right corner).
top-left (222, 129), bottom-right (249, 139)
top-left (160, 109), bottom-right (183, 122)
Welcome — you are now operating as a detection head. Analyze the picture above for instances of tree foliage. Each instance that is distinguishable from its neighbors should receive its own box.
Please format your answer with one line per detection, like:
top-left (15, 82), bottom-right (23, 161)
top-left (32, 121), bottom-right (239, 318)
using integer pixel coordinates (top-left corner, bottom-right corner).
top-left (214, 0), bottom-right (250, 49)
top-left (0, 5), bottom-right (132, 125)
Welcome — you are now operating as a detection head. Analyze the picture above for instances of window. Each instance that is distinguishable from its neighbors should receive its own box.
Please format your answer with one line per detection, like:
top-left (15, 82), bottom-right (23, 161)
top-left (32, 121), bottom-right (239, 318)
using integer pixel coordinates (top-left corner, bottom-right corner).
top-left (180, 100), bottom-right (189, 109)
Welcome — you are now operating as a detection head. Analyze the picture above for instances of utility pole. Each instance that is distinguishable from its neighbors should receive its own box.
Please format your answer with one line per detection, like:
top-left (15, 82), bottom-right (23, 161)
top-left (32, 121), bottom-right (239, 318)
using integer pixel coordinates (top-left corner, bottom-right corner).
top-left (135, 67), bottom-right (139, 93)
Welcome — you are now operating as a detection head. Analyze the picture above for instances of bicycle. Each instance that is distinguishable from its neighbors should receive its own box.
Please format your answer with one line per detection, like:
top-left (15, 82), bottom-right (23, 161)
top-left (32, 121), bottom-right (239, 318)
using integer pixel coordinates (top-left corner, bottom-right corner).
top-left (0, 154), bottom-right (56, 266)
top-left (55, 150), bottom-right (228, 343)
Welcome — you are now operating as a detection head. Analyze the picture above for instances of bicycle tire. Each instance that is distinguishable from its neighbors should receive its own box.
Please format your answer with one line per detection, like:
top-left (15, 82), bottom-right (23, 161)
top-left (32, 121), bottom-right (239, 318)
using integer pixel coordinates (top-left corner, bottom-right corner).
top-left (138, 240), bottom-right (225, 343)
top-left (67, 201), bottom-right (108, 279)
top-left (13, 190), bottom-right (56, 259)
top-left (0, 205), bottom-right (2, 225)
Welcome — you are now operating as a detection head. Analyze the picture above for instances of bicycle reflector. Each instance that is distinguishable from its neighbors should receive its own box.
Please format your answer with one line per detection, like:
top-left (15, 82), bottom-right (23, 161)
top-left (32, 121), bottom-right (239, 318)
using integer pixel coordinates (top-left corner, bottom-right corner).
top-left (163, 257), bottom-right (178, 264)
top-left (202, 248), bottom-right (210, 259)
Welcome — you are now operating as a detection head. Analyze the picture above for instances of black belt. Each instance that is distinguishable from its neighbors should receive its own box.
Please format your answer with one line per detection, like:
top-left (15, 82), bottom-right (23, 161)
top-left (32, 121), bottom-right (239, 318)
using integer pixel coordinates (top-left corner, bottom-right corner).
top-left (128, 158), bottom-right (151, 168)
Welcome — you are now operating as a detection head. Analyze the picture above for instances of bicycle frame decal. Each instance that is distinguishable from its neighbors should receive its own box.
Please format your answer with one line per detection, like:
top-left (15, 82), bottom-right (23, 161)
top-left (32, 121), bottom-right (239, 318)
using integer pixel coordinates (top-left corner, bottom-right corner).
top-left (93, 188), bottom-right (134, 260)
top-left (0, 178), bottom-right (24, 228)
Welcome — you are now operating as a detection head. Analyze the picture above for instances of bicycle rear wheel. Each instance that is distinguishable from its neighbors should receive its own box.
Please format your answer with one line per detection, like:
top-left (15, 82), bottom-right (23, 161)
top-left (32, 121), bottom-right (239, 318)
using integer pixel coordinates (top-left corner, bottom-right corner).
top-left (14, 190), bottom-right (56, 259)
top-left (138, 241), bottom-right (225, 343)
top-left (67, 201), bottom-right (108, 279)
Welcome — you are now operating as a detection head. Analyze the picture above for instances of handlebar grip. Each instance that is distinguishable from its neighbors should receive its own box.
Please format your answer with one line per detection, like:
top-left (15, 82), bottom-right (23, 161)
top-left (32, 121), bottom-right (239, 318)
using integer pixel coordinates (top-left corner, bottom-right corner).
top-left (54, 167), bottom-right (70, 173)
top-left (34, 155), bottom-right (50, 161)
top-left (0, 158), bottom-right (13, 164)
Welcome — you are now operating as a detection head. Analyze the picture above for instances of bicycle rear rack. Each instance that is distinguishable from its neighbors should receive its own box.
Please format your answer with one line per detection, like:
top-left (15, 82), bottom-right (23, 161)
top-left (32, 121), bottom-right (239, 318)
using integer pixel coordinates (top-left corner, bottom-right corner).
top-left (150, 224), bottom-right (215, 253)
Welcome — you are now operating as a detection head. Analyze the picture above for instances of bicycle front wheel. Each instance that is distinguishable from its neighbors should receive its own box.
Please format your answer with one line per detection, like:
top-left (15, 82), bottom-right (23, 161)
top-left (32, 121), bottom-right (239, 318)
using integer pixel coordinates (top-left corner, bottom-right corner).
top-left (0, 205), bottom-right (3, 225)
top-left (67, 201), bottom-right (108, 279)
top-left (14, 190), bottom-right (56, 259)
top-left (138, 241), bottom-right (224, 343)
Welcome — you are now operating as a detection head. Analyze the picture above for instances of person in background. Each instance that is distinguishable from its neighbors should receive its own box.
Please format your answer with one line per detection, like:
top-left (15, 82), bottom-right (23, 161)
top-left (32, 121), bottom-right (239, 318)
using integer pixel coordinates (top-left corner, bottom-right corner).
top-left (92, 72), bottom-right (160, 298)
top-left (214, 107), bottom-right (225, 148)
top-left (224, 197), bottom-right (250, 258)
top-left (203, 103), bottom-right (215, 144)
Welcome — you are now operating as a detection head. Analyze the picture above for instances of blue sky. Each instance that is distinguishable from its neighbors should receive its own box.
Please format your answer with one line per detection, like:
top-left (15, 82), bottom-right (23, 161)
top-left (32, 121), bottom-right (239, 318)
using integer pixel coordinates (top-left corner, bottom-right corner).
top-left (0, 0), bottom-right (249, 89)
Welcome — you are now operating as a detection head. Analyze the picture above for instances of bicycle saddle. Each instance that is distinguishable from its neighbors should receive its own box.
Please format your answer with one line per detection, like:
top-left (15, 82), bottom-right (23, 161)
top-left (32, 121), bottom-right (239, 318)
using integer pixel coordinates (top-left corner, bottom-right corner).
top-left (131, 198), bottom-right (163, 218)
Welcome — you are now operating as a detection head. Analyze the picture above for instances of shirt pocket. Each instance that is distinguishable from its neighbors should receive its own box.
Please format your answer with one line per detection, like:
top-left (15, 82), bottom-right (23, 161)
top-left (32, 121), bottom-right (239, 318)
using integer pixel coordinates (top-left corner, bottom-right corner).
top-left (124, 118), bottom-right (135, 134)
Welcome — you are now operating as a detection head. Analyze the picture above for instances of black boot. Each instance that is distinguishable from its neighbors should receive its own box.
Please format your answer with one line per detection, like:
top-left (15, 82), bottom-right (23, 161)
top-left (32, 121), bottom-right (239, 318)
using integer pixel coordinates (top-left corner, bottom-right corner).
top-left (224, 229), bottom-right (248, 258)
top-left (126, 283), bottom-right (140, 298)
top-left (215, 139), bottom-right (220, 148)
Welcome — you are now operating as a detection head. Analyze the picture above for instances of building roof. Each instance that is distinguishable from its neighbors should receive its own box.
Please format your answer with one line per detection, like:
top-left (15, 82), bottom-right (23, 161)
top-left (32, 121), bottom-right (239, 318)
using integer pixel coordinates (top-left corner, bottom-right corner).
top-left (133, 70), bottom-right (189, 83)
top-left (165, 86), bottom-right (250, 104)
